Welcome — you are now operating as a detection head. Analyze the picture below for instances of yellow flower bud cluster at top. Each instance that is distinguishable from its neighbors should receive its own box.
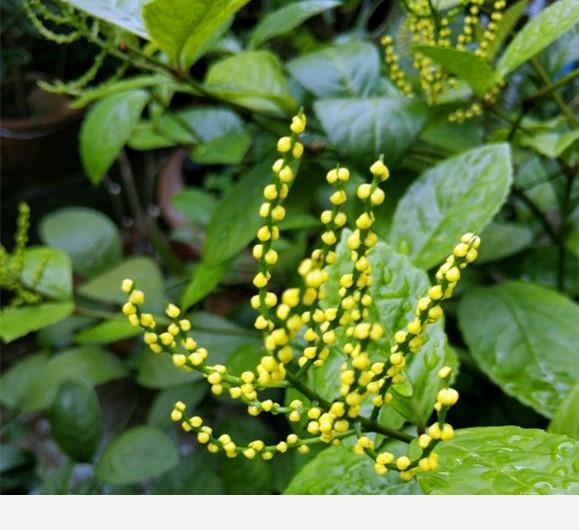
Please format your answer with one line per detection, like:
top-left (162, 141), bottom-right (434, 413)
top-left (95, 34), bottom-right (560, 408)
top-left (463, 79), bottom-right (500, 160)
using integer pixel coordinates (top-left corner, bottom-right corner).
top-left (381, 0), bottom-right (508, 121)
top-left (120, 111), bottom-right (480, 479)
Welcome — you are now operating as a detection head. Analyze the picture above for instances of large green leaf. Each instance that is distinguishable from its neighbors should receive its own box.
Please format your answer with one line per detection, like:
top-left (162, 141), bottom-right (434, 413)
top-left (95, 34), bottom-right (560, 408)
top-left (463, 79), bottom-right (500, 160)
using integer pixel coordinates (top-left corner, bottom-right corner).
top-left (78, 257), bottom-right (165, 313)
top-left (518, 130), bottom-right (579, 159)
top-left (96, 426), bottom-right (178, 485)
top-left (0, 352), bottom-right (48, 409)
top-left (250, 0), bottom-right (340, 48)
top-left (418, 427), bottom-right (579, 494)
top-left (390, 144), bottom-right (512, 270)
top-left (205, 51), bottom-right (296, 115)
top-left (20, 247), bottom-right (72, 300)
top-left (413, 46), bottom-right (494, 96)
top-left (549, 381), bottom-right (579, 439)
top-left (287, 41), bottom-right (381, 98)
top-left (64, 0), bottom-right (147, 37)
top-left (80, 90), bottom-right (149, 184)
top-left (495, 0), bottom-right (579, 79)
top-left (0, 303), bottom-right (74, 343)
top-left (459, 281), bottom-right (579, 418)
top-left (314, 98), bottom-right (427, 167)
top-left (203, 163), bottom-right (273, 266)
top-left (21, 346), bottom-right (128, 411)
top-left (49, 380), bottom-right (102, 462)
top-left (75, 320), bottom-right (141, 345)
top-left (142, 0), bottom-right (250, 69)
top-left (477, 222), bottom-right (534, 264)
top-left (39, 208), bottom-right (122, 279)
top-left (181, 260), bottom-right (229, 310)
top-left (285, 445), bottom-right (422, 494)
top-left (137, 312), bottom-right (259, 388)
top-left (171, 188), bottom-right (217, 227)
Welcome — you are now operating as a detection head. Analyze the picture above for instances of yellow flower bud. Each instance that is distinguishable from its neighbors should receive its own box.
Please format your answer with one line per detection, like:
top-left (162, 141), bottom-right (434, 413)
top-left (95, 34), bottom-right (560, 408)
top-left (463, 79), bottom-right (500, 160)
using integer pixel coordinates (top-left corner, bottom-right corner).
top-left (277, 136), bottom-right (292, 153)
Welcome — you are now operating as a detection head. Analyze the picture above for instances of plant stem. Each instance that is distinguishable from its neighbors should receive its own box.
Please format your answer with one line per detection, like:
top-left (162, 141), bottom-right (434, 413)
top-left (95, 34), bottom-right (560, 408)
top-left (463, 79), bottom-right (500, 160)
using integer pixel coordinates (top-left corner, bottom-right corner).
top-left (511, 186), bottom-right (560, 245)
top-left (530, 57), bottom-right (579, 128)
top-left (526, 67), bottom-right (579, 102)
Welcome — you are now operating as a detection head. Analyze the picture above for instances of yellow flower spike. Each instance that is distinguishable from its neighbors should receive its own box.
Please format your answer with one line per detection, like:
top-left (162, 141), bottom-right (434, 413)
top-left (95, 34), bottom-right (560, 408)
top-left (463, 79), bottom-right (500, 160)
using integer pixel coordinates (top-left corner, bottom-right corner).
top-left (122, 302), bottom-right (136, 316)
top-left (166, 303), bottom-right (180, 319)
top-left (369, 159), bottom-right (389, 181)
top-left (277, 136), bottom-right (292, 153)
top-left (437, 387), bottom-right (459, 407)
top-left (121, 278), bottom-right (134, 293)
top-left (172, 354), bottom-right (187, 368)
top-left (129, 290), bottom-right (145, 305)
top-left (396, 455), bottom-right (411, 471)
top-left (437, 366), bottom-right (453, 379)
top-left (292, 142), bottom-right (304, 159)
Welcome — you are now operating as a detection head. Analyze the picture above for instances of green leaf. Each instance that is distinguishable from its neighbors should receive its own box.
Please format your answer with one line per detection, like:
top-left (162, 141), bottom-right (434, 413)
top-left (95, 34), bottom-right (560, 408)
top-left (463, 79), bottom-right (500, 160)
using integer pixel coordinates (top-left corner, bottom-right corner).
top-left (413, 46), bottom-right (494, 96)
top-left (0, 303), bottom-right (74, 343)
top-left (549, 381), bottom-right (579, 439)
top-left (65, 0), bottom-right (147, 38)
top-left (477, 222), bottom-right (534, 263)
top-left (147, 382), bottom-right (207, 430)
top-left (518, 130), bottom-right (579, 159)
top-left (314, 98), bottom-right (427, 167)
top-left (153, 453), bottom-right (223, 494)
top-left (20, 247), bottom-right (72, 300)
top-left (0, 352), bottom-right (48, 409)
top-left (39, 207), bottom-right (122, 278)
top-left (181, 260), bottom-right (229, 310)
top-left (459, 281), bottom-right (579, 418)
top-left (484, 0), bottom-right (529, 59)
top-left (390, 144), bottom-right (512, 270)
top-left (75, 320), bottom-right (141, 345)
top-left (49, 380), bottom-right (102, 462)
top-left (22, 346), bottom-right (128, 411)
top-left (288, 41), bottom-right (381, 98)
top-left (96, 426), bottom-right (178, 485)
top-left (142, 0), bottom-right (250, 69)
top-left (137, 312), bottom-right (259, 388)
top-left (171, 188), bottom-right (217, 227)
top-left (285, 445), bottom-right (422, 494)
top-left (80, 90), bottom-right (149, 184)
top-left (496, 0), bottom-right (579, 79)
top-left (205, 51), bottom-right (296, 116)
top-left (249, 0), bottom-right (340, 48)
top-left (418, 427), bottom-right (579, 494)
top-left (191, 131), bottom-right (252, 165)
top-left (203, 163), bottom-right (273, 265)
top-left (78, 257), bottom-right (165, 313)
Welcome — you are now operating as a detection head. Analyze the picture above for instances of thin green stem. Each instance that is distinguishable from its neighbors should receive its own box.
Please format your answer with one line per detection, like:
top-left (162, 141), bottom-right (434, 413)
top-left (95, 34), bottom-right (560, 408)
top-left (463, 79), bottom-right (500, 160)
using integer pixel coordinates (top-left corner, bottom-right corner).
top-left (526, 67), bottom-right (579, 102)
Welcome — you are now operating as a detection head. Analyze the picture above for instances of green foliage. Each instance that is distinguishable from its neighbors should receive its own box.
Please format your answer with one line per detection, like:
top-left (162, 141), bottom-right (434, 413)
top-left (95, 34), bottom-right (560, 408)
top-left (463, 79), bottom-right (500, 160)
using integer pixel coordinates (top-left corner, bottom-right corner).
top-left (390, 144), bottom-right (512, 270)
top-left (0, 303), bottom-right (75, 342)
top-left (96, 426), bottom-right (178, 485)
top-left (549, 381), bottom-right (579, 439)
top-left (459, 282), bottom-right (579, 418)
top-left (418, 427), bottom-right (579, 494)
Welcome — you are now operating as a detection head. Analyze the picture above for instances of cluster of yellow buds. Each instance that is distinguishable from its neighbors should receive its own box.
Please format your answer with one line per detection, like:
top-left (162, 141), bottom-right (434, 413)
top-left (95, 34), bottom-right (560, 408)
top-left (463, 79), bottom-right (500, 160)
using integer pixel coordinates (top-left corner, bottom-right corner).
top-left (382, 0), bottom-right (508, 119)
top-left (120, 112), bottom-right (481, 479)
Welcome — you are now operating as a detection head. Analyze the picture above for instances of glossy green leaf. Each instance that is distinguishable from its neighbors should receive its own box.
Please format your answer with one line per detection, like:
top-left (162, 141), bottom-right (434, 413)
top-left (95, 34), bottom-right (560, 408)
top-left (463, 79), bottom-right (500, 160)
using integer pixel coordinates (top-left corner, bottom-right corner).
top-left (142, 0), bottom-right (250, 69)
top-left (477, 222), bottom-right (534, 263)
top-left (181, 260), bottom-right (229, 310)
top-left (250, 0), bottom-right (340, 48)
top-left (0, 303), bottom-right (74, 343)
top-left (153, 453), bottom-right (223, 494)
top-left (519, 130), bottom-right (579, 159)
top-left (20, 247), bottom-right (72, 300)
top-left (496, 0), bottom-right (579, 79)
top-left (418, 427), bottom-right (579, 494)
top-left (147, 382), bottom-right (207, 430)
top-left (203, 163), bottom-right (273, 265)
top-left (390, 144), bottom-right (512, 270)
top-left (484, 0), bottom-right (529, 59)
top-left (80, 90), bottom-right (149, 184)
top-left (65, 0), bottom-right (147, 37)
top-left (137, 312), bottom-right (259, 388)
top-left (549, 381), bottom-right (579, 439)
top-left (49, 380), bottom-right (102, 462)
top-left (96, 426), bottom-right (178, 485)
top-left (39, 207), bottom-right (122, 278)
top-left (288, 41), bottom-right (381, 98)
top-left (459, 281), bottom-right (579, 418)
top-left (75, 320), bottom-right (141, 345)
top-left (22, 346), bottom-right (128, 411)
top-left (285, 445), bottom-right (422, 494)
top-left (0, 352), bottom-right (48, 409)
top-left (414, 46), bottom-right (494, 96)
top-left (191, 131), bottom-right (252, 165)
top-left (314, 98), bottom-right (427, 166)
top-left (205, 51), bottom-right (296, 115)
top-left (78, 257), bottom-right (165, 313)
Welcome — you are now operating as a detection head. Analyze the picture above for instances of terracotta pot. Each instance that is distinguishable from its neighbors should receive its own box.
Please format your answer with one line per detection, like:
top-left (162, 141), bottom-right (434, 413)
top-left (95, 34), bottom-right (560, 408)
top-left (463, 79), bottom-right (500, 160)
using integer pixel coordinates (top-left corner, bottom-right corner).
top-left (1, 74), bottom-right (84, 182)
